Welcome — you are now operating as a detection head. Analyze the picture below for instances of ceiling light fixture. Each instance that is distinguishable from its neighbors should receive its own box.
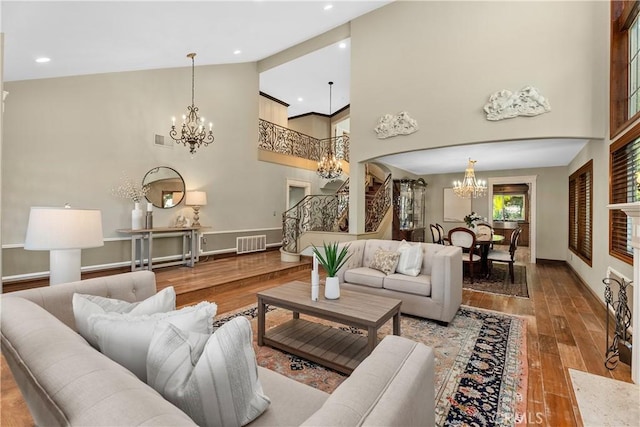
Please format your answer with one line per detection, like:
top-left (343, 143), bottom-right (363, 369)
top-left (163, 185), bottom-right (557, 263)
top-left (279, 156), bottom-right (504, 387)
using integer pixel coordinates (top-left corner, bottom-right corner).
top-left (317, 81), bottom-right (342, 180)
top-left (233, 49), bottom-right (242, 55)
top-left (170, 53), bottom-right (214, 155)
top-left (324, 4), bottom-right (333, 10)
top-left (339, 42), bottom-right (347, 49)
top-left (35, 57), bottom-right (51, 63)
top-left (453, 158), bottom-right (487, 198)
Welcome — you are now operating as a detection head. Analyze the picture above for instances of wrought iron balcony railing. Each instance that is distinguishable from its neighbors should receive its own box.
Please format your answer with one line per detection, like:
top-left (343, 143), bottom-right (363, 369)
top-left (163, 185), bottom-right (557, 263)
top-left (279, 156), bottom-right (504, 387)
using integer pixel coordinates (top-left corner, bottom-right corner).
top-left (259, 119), bottom-right (349, 163)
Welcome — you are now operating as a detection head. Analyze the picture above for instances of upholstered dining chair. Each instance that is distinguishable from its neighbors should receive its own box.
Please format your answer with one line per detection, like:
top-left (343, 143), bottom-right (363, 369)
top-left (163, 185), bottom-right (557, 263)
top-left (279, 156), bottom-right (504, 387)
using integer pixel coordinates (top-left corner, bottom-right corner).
top-left (429, 224), bottom-right (440, 244)
top-left (486, 227), bottom-right (522, 283)
top-left (448, 227), bottom-right (481, 282)
top-left (436, 223), bottom-right (449, 245)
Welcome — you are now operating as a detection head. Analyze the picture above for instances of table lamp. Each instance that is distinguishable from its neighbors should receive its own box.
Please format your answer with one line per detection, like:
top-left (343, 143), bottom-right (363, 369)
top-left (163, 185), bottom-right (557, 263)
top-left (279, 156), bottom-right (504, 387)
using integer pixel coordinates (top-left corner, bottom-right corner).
top-left (185, 191), bottom-right (207, 227)
top-left (24, 206), bottom-right (104, 285)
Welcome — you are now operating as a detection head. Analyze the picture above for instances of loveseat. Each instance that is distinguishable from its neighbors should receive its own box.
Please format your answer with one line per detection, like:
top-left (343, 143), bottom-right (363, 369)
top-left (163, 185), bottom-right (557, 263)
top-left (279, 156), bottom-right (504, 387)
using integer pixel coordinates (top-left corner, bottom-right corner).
top-left (336, 239), bottom-right (463, 324)
top-left (1, 271), bottom-right (436, 426)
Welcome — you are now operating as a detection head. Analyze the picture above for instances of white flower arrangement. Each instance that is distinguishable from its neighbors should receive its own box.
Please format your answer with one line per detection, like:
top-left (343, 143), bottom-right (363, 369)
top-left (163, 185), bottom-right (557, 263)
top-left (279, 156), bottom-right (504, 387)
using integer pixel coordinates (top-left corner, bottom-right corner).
top-left (464, 212), bottom-right (483, 228)
top-left (111, 172), bottom-right (149, 203)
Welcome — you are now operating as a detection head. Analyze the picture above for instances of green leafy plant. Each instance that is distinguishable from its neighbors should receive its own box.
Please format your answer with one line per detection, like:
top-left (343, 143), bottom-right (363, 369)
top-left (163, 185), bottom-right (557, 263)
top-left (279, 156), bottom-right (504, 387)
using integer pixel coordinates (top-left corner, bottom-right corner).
top-left (312, 241), bottom-right (352, 277)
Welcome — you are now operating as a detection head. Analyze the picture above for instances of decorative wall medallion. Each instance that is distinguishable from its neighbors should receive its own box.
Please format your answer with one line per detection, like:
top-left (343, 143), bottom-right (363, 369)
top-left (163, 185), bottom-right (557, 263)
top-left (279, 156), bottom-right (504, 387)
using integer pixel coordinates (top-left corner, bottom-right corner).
top-left (483, 86), bottom-right (551, 121)
top-left (374, 111), bottom-right (418, 139)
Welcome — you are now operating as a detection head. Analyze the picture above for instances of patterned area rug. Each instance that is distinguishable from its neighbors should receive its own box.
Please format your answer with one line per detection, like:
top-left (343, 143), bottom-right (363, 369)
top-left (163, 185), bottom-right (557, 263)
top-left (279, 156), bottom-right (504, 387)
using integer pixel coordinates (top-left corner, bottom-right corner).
top-left (214, 304), bottom-right (528, 426)
top-left (464, 263), bottom-right (529, 298)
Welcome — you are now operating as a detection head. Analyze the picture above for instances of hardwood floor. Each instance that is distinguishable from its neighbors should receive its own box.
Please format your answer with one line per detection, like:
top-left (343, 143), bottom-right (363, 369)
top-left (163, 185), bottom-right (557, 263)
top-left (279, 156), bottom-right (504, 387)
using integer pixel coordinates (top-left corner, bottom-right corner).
top-left (1, 250), bottom-right (632, 426)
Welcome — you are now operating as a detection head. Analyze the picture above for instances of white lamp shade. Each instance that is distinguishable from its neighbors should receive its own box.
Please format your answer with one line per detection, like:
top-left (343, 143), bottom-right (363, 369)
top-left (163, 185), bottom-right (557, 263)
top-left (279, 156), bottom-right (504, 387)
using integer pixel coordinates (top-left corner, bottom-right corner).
top-left (185, 191), bottom-right (207, 206)
top-left (24, 207), bottom-right (104, 250)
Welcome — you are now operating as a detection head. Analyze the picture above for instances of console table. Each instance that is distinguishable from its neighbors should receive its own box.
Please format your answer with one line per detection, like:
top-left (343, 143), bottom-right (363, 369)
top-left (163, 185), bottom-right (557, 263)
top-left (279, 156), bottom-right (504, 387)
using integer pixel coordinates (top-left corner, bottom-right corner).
top-left (116, 226), bottom-right (203, 271)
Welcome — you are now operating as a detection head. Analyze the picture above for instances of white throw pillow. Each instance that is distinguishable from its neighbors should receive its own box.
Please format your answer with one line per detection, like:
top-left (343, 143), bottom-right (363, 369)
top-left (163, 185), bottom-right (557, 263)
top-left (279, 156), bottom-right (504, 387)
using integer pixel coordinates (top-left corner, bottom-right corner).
top-left (73, 286), bottom-right (176, 347)
top-left (147, 317), bottom-right (270, 427)
top-left (89, 301), bottom-right (217, 382)
top-left (396, 240), bottom-right (424, 277)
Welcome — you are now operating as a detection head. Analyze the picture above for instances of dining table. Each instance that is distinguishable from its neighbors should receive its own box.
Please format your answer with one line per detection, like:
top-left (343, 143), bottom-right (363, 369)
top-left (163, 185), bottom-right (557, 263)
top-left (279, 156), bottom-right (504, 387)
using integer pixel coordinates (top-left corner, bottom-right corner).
top-left (475, 232), bottom-right (506, 276)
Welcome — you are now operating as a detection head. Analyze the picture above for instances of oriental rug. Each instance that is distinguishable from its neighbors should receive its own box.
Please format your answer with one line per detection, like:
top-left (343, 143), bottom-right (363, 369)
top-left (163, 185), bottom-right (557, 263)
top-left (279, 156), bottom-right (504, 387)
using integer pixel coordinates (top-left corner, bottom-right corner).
top-left (464, 263), bottom-right (529, 298)
top-left (213, 304), bottom-right (528, 426)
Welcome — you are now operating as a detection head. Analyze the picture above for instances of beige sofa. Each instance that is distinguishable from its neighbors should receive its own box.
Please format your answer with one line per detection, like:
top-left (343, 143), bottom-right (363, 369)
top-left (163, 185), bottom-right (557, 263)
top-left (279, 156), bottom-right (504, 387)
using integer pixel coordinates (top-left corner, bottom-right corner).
top-left (1, 271), bottom-right (435, 426)
top-left (336, 239), bottom-right (463, 324)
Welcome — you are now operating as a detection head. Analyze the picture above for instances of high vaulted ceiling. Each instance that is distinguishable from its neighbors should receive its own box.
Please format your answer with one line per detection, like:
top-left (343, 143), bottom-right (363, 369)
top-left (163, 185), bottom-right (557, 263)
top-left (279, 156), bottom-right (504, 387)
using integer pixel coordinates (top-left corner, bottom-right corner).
top-left (2, 1), bottom-right (591, 175)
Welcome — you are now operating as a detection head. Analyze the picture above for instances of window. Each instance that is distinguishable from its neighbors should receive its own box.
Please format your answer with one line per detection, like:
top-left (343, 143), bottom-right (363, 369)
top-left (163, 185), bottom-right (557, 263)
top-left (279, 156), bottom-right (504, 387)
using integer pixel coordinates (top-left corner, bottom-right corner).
top-left (610, 122), bottom-right (640, 264)
top-left (492, 195), bottom-right (526, 221)
top-left (569, 160), bottom-right (593, 266)
top-left (611, 1), bottom-right (640, 137)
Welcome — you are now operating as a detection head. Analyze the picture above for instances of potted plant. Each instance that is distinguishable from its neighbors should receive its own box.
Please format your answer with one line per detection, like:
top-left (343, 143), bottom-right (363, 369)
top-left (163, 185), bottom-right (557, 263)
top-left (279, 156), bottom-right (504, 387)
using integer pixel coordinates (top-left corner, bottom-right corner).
top-left (312, 241), bottom-right (351, 299)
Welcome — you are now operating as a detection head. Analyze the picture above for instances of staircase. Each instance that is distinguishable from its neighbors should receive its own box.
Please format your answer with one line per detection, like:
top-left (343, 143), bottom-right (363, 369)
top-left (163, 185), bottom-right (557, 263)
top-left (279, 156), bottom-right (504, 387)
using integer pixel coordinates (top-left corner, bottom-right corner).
top-left (281, 174), bottom-right (392, 259)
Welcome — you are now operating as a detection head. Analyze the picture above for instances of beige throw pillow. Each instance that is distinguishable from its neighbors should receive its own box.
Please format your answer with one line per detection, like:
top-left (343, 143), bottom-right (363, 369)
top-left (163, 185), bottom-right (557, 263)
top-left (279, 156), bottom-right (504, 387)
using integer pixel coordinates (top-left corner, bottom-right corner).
top-left (147, 317), bottom-right (270, 427)
top-left (368, 248), bottom-right (401, 275)
top-left (396, 240), bottom-right (423, 277)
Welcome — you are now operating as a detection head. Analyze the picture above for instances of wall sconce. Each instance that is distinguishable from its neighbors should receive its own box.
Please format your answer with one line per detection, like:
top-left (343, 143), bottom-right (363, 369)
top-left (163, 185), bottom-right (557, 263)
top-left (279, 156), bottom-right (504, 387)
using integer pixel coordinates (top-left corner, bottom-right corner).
top-left (24, 206), bottom-right (103, 285)
top-left (185, 191), bottom-right (207, 227)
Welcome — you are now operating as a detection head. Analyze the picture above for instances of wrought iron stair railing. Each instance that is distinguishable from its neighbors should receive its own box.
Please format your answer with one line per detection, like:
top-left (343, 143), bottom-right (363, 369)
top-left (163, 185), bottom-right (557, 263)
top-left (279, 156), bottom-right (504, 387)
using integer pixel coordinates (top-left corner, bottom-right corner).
top-left (282, 175), bottom-right (392, 254)
top-left (282, 194), bottom-right (346, 254)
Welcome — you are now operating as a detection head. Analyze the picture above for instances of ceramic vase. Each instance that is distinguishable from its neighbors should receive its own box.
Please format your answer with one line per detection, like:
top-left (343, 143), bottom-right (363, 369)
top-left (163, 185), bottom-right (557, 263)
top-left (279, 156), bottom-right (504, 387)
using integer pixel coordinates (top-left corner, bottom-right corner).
top-left (131, 202), bottom-right (144, 230)
top-left (324, 276), bottom-right (340, 300)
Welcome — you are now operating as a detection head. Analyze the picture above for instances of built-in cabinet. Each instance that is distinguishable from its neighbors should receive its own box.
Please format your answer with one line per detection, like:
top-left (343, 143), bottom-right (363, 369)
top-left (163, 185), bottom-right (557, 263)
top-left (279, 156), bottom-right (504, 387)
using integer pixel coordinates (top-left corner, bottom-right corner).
top-left (392, 178), bottom-right (427, 242)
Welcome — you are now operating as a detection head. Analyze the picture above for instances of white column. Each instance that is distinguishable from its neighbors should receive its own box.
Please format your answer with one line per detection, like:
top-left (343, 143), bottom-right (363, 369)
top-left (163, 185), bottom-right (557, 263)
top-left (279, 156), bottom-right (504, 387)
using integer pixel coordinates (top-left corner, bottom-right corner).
top-left (608, 202), bottom-right (640, 383)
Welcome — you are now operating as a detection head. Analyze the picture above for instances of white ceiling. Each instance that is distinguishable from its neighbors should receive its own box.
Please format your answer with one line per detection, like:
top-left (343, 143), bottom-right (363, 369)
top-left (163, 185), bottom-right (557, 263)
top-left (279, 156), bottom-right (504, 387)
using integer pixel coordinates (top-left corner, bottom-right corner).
top-left (1, 0), bottom-right (388, 115)
top-left (375, 138), bottom-right (590, 175)
top-left (2, 1), bottom-right (589, 174)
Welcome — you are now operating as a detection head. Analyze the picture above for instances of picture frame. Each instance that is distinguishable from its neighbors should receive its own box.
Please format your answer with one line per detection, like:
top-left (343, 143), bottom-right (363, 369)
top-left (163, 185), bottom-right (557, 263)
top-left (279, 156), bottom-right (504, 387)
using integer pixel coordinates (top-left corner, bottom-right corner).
top-left (443, 188), bottom-right (471, 222)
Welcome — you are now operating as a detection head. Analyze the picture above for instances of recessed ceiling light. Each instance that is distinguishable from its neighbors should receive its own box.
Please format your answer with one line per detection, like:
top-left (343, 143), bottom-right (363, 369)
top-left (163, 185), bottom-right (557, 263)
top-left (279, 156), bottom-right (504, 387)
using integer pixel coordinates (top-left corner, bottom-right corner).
top-left (339, 42), bottom-right (347, 49)
top-left (233, 49), bottom-right (242, 55)
top-left (324, 4), bottom-right (333, 11)
top-left (298, 97), bottom-right (304, 102)
top-left (35, 57), bottom-right (51, 63)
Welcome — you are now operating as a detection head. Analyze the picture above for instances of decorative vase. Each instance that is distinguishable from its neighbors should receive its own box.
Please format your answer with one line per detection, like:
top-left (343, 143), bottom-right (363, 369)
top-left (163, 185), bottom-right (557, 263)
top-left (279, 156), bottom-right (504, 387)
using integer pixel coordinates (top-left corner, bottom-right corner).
top-left (324, 276), bottom-right (340, 300)
top-left (131, 202), bottom-right (144, 230)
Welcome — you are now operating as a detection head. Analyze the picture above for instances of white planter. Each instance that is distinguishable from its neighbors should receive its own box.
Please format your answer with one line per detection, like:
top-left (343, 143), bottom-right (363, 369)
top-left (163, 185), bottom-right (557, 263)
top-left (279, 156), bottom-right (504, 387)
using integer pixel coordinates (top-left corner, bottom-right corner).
top-left (131, 202), bottom-right (144, 230)
top-left (324, 276), bottom-right (340, 300)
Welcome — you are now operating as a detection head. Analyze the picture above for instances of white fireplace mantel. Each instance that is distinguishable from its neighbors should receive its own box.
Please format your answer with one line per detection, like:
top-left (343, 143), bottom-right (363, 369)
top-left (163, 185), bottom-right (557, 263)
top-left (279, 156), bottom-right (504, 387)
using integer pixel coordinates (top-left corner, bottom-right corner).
top-left (607, 202), bottom-right (639, 383)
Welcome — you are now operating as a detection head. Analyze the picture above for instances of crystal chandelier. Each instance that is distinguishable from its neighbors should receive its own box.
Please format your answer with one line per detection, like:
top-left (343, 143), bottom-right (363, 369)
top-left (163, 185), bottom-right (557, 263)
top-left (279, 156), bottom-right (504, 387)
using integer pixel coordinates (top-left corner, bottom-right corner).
top-left (317, 81), bottom-right (343, 179)
top-left (170, 53), bottom-right (214, 154)
top-left (453, 158), bottom-right (487, 198)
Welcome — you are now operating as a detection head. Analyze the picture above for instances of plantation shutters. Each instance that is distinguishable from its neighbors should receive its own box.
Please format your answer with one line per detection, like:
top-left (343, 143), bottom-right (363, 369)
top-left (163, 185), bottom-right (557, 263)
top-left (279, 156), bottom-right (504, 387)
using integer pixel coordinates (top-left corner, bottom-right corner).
top-left (610, 133), bottom-right (640, 264)
top-left (569, 160), bottom-right (592, 265)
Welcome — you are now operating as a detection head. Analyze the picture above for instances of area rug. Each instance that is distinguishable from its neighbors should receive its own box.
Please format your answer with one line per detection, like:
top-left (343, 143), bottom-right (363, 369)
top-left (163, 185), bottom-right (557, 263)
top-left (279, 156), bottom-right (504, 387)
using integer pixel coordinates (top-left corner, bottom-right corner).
top-left (464, 263), bottom-right (529, 298)
top-left (213, 304), bottom-right (528, 426)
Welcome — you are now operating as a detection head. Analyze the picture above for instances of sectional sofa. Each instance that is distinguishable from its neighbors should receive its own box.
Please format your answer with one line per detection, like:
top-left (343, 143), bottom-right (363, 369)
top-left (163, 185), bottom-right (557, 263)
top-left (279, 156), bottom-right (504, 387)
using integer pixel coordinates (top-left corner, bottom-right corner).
top-left (335, 239), bottom-right (463, 324)
top-left (1, 271), bottom-right (436, 426)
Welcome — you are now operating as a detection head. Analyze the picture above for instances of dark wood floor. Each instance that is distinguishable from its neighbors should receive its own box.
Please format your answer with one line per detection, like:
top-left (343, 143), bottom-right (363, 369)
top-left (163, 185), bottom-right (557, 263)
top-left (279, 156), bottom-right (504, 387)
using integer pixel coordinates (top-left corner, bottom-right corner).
top-left (1, 250), bottom-right (632, 426)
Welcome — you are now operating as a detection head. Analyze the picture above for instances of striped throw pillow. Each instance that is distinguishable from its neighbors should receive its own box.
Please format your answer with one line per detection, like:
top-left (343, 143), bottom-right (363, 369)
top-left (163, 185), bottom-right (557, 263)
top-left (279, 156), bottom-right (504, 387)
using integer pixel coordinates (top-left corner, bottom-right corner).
top-left (147, 317), bottom-right (270, 427)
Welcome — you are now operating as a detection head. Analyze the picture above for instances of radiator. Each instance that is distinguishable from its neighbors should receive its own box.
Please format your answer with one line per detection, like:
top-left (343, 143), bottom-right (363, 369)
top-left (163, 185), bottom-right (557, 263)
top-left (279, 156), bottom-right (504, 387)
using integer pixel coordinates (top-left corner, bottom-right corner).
top-left (236, 235), bottom-right (267, 254)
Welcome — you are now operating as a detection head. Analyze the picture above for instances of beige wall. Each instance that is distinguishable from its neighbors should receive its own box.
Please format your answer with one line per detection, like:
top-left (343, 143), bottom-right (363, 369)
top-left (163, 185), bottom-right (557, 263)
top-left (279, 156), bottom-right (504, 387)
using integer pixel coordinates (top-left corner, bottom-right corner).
top-left (350, 1), bottom-right (607, 163)
top-left (258, 94), bottom-right (288, 127)
top-left (288, 114), bottom-right (330, 139)
top-left (2, 61), bottom-right (325, 279)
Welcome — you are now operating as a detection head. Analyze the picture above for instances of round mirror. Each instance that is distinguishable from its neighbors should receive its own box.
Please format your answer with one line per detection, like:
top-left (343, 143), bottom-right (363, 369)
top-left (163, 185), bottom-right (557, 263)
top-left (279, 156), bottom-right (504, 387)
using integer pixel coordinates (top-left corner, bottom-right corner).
top-left (142, 167), bottom-right (185, 208)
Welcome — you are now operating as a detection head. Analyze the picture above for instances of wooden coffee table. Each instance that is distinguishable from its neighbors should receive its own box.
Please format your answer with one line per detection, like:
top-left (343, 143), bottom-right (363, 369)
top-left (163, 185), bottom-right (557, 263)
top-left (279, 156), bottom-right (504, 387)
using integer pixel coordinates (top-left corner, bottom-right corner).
top-left (257, 280), bottom-right (402, 374)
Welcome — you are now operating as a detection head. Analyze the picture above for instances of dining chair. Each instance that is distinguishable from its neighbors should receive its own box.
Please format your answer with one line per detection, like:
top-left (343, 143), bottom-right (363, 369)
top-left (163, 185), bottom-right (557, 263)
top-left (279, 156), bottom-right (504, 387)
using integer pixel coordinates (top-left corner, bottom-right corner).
top-left (429, 224), bottom-right (440, 244)
top-left (436, 223), bottom-right (449, 245)
top-left (486, 227), bottom-right (522, 283)
top-left (448, 227), bottom-right (481, 282)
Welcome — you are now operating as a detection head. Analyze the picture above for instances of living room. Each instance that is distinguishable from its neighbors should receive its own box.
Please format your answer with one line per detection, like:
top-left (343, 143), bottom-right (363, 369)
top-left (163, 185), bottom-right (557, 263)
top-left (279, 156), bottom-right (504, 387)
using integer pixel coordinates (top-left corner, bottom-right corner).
top-left (1, 0), bottom-right (638, 425)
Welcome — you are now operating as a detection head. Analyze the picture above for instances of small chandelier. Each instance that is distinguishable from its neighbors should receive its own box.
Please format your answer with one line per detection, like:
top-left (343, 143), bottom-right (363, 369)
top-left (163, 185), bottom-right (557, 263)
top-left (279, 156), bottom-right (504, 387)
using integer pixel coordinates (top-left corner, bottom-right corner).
top-left (453, 158), bottom-right (487, 198)
top-left (170, 53), bottom-right (214, 154)
top-left (317, 81), bottom-right (343, 179)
